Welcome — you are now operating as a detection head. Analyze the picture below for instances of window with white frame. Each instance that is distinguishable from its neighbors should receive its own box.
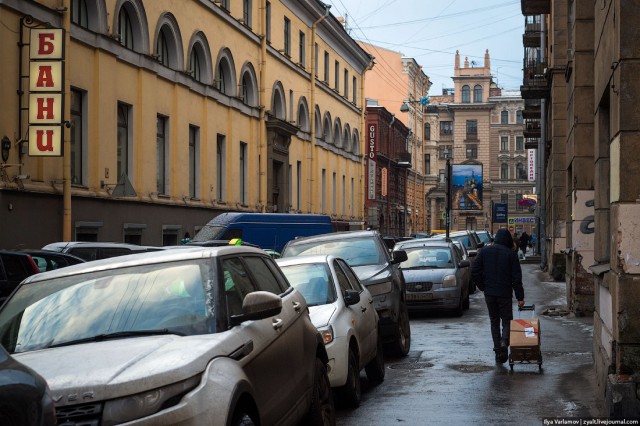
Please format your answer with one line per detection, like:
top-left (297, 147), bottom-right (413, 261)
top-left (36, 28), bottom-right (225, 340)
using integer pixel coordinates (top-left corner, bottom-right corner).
top-left (516, 135), bottom-right (524, 151)
top-left (500, 135), bottom-right (509, 151)
top-left (473, 85), bottom-right (482, 103)
top-left (462, 85), bottom-right (470, 103)
top-left (501, 163), bottom-right (509, 179)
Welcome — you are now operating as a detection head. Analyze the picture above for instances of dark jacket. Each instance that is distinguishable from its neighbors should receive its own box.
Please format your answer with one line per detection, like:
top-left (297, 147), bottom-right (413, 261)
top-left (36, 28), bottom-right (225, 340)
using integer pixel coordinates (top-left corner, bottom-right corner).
top-left (519, 232), bottom-right (530, 251)
top-left (471, 229), bottom-right (524, 300)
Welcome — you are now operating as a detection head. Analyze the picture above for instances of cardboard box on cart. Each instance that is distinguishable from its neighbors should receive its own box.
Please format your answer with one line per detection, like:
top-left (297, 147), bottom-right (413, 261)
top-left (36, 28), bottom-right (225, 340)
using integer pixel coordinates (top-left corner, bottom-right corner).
top-left (510, 318), bottom-right (540, 348)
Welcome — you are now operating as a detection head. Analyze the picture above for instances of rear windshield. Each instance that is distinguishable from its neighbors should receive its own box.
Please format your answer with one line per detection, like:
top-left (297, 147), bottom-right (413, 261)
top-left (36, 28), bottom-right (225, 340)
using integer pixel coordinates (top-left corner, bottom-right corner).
top-left (284, 237), bottom-right (384, 267)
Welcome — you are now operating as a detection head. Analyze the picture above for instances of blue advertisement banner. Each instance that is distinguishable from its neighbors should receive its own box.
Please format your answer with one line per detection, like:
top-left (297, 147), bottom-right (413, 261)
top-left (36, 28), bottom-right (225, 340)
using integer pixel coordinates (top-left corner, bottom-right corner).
top-left (493, 203), bottom-right (508, 223)
top-left (452, 164), bottom-right (482, 210)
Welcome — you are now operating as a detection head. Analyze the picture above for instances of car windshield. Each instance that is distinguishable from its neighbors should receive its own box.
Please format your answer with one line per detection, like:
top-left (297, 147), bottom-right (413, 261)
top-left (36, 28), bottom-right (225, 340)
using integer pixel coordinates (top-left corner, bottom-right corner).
top-left (284, 237), bottom-right (384, 267)
top-left (400, 247), bottom-right (453, 269)
top-left (279, 263), bottom-right (337, 306)
top-left (477, 232), bottom-right (491, 243)
top-left (0, 260), bottom-right (214, 354)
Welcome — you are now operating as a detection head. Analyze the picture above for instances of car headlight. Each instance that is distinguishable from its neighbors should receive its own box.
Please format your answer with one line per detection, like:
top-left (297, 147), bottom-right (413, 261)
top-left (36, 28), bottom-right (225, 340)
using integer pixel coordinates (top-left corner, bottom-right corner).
top-left (318, 325), bottom-right (334, 345)
top-left (367, 281), bottom-right (392, 296)
top-left (102, 375), bottom-right (201, 425)
top-left (442, 275), bottom-right (457, 288)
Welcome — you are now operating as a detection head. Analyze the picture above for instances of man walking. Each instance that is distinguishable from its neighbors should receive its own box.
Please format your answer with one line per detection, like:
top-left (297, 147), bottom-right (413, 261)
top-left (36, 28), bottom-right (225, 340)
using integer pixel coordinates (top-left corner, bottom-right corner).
top-left (472, 228), bottom-right (525, 363)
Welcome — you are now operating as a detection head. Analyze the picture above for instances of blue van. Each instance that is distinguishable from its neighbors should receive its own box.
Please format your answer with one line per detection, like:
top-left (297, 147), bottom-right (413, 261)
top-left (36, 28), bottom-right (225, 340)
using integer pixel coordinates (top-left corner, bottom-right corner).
top-left (192, 213), bottom-right (333, 253)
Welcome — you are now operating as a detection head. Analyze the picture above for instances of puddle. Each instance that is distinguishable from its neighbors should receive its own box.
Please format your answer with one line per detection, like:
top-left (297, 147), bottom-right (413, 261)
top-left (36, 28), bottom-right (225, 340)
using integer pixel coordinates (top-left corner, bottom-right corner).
top-left (389, 362), bottom-right (434, 370)
top-left (448, 364), bottom-right (495, 373)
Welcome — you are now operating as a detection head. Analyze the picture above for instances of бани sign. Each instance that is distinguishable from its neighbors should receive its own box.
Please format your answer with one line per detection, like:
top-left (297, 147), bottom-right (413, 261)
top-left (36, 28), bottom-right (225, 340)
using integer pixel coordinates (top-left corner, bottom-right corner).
top-left (28, 27), bottom-right (65, 157)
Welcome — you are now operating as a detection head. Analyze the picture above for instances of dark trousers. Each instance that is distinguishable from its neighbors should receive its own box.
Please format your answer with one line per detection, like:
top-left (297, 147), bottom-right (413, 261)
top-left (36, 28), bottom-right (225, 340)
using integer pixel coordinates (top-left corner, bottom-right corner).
top-left (484, 295), bottom-right (513, 349)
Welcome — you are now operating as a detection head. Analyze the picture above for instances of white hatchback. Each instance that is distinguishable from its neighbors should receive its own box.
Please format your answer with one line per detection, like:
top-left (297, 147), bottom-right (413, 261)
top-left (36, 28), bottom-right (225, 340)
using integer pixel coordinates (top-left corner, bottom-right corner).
top-left (277, 255), bottom-right (385, 407)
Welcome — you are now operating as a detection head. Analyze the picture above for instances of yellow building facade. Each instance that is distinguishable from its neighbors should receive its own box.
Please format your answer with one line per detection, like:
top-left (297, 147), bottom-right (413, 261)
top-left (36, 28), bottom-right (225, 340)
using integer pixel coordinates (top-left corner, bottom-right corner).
top-left (0, 0), bottom-right (372, 247)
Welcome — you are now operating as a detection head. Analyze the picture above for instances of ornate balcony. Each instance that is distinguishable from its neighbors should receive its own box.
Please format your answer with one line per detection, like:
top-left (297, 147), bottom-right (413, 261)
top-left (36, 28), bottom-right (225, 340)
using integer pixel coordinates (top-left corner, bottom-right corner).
top-left (521, 60), bottom-right (549, 99)
top-left (523, 118), bottom-right (541, 138)
top-left (522, 98), bottom-right (541, 119)
top-left (523, 15), bottom-right (542, 47)
top-left (521, 0), bottom-right (550, 15)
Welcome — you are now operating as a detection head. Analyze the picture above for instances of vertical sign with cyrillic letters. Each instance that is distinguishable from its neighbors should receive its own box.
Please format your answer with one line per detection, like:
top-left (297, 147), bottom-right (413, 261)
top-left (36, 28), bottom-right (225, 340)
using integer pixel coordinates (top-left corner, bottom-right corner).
top-left (28, 28), bottom-right (65, 157)
top-left (528, 149), bottom-right (536, 182)
top-left (367, 124), bottom-right (377, 200)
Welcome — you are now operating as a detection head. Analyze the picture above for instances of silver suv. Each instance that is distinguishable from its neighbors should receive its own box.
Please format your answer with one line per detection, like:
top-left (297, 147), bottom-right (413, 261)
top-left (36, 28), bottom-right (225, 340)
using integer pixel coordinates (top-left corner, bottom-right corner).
top-left (281, 230), bottom-right (411, 356)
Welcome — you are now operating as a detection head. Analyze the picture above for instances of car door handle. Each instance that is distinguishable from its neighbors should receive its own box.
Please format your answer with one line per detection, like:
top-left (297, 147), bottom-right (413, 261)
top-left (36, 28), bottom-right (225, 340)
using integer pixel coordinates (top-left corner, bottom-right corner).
top-left (361, 306), bottom-right (367, 313)
top-left (272, 318), bottom-right (284, 330)
top-left (292, 301), bottom-right (302, 312)
top-left (229, 341), bottom-right (254, 361)
top-left (369, 299), bottom-right (374, 304)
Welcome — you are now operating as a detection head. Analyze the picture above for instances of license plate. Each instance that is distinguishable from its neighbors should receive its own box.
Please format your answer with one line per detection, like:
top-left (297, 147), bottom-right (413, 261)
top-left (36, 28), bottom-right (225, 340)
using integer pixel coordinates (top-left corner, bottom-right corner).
top-left (406, 293), bottom-right (433, 301)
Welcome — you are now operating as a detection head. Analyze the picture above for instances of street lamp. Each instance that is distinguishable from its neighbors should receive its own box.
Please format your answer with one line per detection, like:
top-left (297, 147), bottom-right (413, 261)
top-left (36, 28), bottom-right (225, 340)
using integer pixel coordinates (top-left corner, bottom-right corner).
top-left (444, 146), bottom-right (452, 240)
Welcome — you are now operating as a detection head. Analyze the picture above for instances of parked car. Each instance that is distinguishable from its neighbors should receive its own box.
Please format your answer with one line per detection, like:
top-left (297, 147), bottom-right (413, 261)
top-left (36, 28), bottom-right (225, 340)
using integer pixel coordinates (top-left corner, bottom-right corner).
top-left (449, 241), bottom-right (474, 294)
top-left (0, 251), bottom-right (40, 304)
top-left (475, 230), bottom-right (494, 246)
top-left (0, 344), bottom-right (56, 426)
top-left (394, 239), bottom-right (470, 316)
top-left (0, 246), bottom-right (334, 426)
top-left (281, 230), bottom-right (411, 357)
top-left (277, 255), bottom-right (385, 407)
top-left (19, 250), bottom-right (85, 272)
top-left (41, 241), bottom-right (160, 261)
top-left (430, 230), bottom-right (484, 257)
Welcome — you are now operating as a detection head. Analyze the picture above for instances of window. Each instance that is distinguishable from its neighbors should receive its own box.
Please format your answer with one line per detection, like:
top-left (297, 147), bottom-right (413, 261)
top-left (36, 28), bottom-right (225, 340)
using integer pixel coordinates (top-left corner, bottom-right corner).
top-left (352, 76), bottom-right (357, 103)
top-left (466, 144), bottom-right (478, 159)
top-left (501, 110), bottom-right (509, 124)
top-left (314, 43), bottom-right (318, 76)
top-left (289, 90), bottom-right (293, 123)
top-left (424, 123), bottom-right (431, 140)
top-left (424, 154), bottom-right (431, 175)
top-left (188, 46), bottom-right (202, 82)
top-left (473, 85), bottom-right (482, 103)
top-left (242, 0), bottom-right (252, 28)
top-left (516, 135), bottom-right (524, 151)
top-left (72, 0), bottom-right (88, 28)
top-left (466, 120), bottom-right (477, 140)
top-left (500, 135), bottom-right (509, 151)
top-left (283, 17), bottom-right (291, 56)
top-left (501, 193), bottom-right (509, 204)
top-left (220, 0), bottom-right (229, 9)
top-left (298, 31), bottom-right (305, 67)
top-left (321, 169), bottom-right (326, 214)
top-left (439, 145), bottom-right (453, 159)
top-left (461, 85), bottom-right (470, 103)
top-left (516, 162), bottom-right (527, 180)
top-left (342, 175), bottom-right (346, 216)
top-left (324, 51), bottom-right (329, 83)
top-left (516, 110), bottom-right (523, 124)
top-left (332, 172), bottom-right (336, 214)
top-left (343, 69), bottom-right (349, 97)
top-left (440, 121), bottom-right (453, 136)
top-left (501, 163), bottom-right (509, 179)
top-left (240, 67), bottom-right (257, 106)
top-left (516, 193), bottom-right (524, 211)
top-left (70, 89), bottom-right (85, 185)
top-left (118, 7), bottom-right (134, 49)
top-left (297, 161), bottom-right (302, 210)
top-left (334, 60), bottom-right (339, 91)
top-left (117, 102), bottom-right (130, 180)
top-left (156, 30), bottom-right (169, 67)
top-left (217, 134), bottom-right (226, 201)
top-left (351, 178), bottom-right (354, 216)
top-left (240, 142), bottom-right (248, 205)
top-left (156, 115), bottom-right (168, 194)
top-left (189, 125), bottom-right (199, 199)
top-left (266, 1), bottom-right (271, 42)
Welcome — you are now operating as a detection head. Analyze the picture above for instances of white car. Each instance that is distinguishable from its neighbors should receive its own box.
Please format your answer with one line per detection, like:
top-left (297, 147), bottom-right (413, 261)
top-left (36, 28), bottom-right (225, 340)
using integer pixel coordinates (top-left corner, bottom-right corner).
top-left (0, 246), bottom-right (334, 426)
top-left (277, 255), bottom-right (385, 408)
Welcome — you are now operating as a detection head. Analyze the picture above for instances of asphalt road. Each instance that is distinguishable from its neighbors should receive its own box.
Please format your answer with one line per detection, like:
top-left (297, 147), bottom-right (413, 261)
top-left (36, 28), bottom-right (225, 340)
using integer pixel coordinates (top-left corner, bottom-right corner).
top-left (336, 263), bottom-right (604, 425)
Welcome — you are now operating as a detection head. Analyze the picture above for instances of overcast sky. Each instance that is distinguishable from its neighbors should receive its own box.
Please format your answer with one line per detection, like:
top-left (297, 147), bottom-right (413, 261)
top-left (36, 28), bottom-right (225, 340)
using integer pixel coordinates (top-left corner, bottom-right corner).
top-left (324, 0), bottom-right (524, 96)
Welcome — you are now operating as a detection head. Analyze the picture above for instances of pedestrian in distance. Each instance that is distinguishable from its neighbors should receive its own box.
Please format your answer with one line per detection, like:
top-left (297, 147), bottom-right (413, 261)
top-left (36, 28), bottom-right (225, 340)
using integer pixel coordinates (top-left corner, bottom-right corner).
top-left (471, 228), bottom-right (525, 363)
top-left (519, 231), bottom-right (530, 257)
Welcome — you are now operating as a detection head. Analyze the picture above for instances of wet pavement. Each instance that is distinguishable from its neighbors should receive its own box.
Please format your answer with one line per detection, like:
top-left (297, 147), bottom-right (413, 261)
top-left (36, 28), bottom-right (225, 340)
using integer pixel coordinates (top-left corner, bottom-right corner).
top-left (336, 263), bottom-right (605, 425)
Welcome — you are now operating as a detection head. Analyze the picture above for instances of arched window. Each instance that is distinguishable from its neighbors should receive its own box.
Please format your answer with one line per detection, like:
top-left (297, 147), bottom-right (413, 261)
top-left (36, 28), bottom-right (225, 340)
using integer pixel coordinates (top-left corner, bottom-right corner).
top-left (501, 110), bottom-right (509, 124)
top-left (271, 82), bottom-right (286, 120)
top-left (315, 106), bottom-right (322, 140)
top-left (115, 0), bottom-right (149, 53)
top-left (343, 124), bottom-right (351, 152)
top-left (424, 123), bottom-right (431, 140)
top-left (516, 110), bottom-right (523, 124)
top-left (72, 0), bottom-right (107, 32)
top-left (461, 85), bottom-right (470, 103)
top-left (72, 0), bottom-right (89, 28)
top-left (297, 97), bottom-right (310, 132)
top-left (323, 113), bottom-right (332, 143)
top-left (216, 49), bottom-right (237, 97)
top-left (333, 119), bottom-right (342, 148)
top-left (352, 129), bottom-right (360, 155)
top-left (501, 163), bottom-right (509, 179)
top-left (516, 162), bottom-right (526, 180)
top-left (187, 32), bottom-right (213, 85)
top-left (154, 15), bottom-right (183, 70)
top-left (473, 84), bottom-right (482, 103)
top-left (239, 63), bottom-right (258, 106)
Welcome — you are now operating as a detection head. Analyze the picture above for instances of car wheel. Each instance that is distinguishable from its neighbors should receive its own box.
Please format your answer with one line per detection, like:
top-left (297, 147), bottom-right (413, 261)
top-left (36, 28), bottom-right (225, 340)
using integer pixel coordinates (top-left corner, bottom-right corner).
top-left (305, 357), bottom-right (335, 426)
top-left (454, 293), bottom-right (464, 317)
top-left (387, 302), bottom-right (411, 357)
top-left (463, 288), bottom-right (470, 310)
top-left (339, 348), bottom-right (361, 408)
top-left (364, 329), bottom-right (385, 384)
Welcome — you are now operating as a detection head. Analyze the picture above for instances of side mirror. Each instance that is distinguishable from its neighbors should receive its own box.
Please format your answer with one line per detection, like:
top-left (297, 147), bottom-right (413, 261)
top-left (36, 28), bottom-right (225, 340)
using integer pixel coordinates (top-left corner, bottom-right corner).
top-left (477, 242), bottom-right (485, 249)
top-left (343, 289), bottom-right (361, 306)
top-left (391, 249), bottom-right (408, 264)
top-left (230, 291), bottom-right (282, 326)
top-left (459, 259), bottom-right (470, 268)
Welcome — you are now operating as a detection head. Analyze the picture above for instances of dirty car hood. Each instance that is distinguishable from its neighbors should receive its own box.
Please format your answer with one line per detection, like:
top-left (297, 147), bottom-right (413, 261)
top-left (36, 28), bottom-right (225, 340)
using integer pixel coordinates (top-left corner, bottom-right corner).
top-left (351, 264), bottom-right (391, 285)
top-left (14, 333), bottom-right (241, 405)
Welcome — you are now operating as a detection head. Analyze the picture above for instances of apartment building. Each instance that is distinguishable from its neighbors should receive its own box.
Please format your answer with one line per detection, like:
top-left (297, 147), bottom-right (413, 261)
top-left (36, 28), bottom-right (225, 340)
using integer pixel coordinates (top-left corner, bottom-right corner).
top-left (0, 0), bottom-right (373, 247)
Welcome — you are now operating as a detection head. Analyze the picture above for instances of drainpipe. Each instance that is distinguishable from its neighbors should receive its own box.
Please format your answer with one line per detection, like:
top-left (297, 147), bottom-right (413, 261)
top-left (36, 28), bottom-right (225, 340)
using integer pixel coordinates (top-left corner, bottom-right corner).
top-left (62, 0), bottom-right (72, 240)
top-left (309, 3), bottom-right (331, 213)
top-left (258, 0), bottom-right (269, 212)
top-left (538, 15), bottom-right (547, 270)
top-left (361, 60), bottom-right (374, 227)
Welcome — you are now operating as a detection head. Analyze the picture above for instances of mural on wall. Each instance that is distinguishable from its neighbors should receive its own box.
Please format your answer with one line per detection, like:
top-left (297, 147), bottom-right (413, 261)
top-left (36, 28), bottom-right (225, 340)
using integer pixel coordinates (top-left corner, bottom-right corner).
top-left (573, 190), bottom-right (595, 267)
top-left (452, 164), bottom-right (482, 210)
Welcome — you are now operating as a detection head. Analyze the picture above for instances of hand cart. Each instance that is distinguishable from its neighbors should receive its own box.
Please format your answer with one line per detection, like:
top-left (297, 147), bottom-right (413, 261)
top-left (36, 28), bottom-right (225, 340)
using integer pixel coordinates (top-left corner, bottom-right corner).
top-left (509, 304), bottom-right (542, 371)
